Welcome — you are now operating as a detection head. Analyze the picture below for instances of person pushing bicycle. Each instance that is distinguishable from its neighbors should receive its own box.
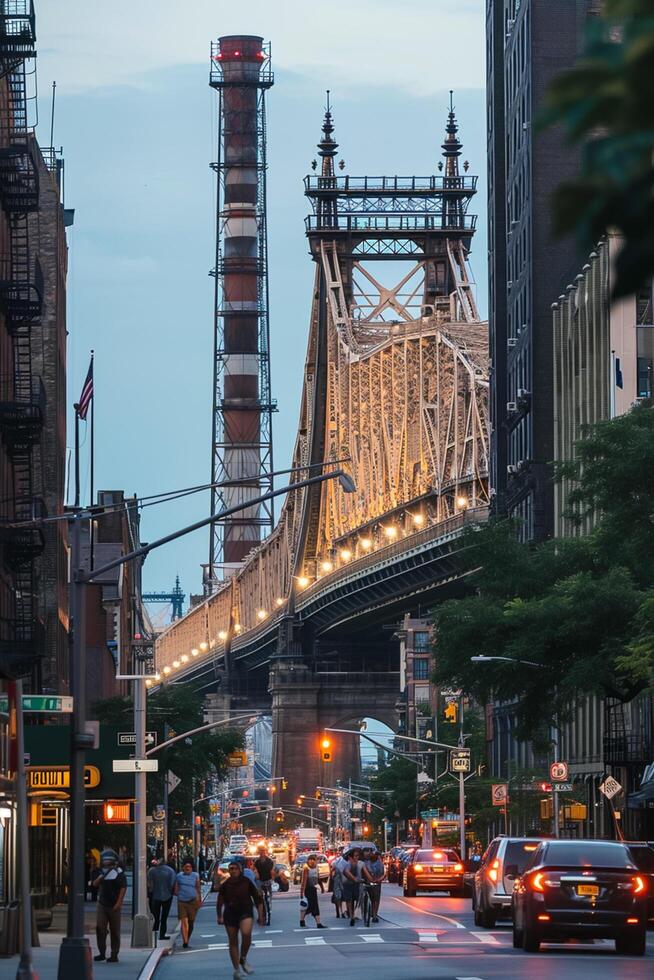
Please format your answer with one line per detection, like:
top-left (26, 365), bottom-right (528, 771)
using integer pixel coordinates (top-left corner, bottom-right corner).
top-left (254, 846), bottom-right (275, 925)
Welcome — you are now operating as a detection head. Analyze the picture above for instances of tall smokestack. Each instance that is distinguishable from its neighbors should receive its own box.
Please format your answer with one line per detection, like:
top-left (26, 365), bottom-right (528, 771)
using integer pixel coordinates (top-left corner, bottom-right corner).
top-left (207, 35), bottom-right (275, 589)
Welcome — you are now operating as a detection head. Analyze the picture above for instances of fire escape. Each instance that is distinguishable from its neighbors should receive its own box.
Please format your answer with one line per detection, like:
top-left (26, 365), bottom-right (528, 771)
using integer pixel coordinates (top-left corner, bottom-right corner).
top-left (0, 1), bottom-right (44, 678)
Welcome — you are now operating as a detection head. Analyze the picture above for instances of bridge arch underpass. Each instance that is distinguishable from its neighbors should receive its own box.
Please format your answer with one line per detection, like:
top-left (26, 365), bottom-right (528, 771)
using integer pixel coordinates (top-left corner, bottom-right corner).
top-left (154, 98), bottom-right (489, 804)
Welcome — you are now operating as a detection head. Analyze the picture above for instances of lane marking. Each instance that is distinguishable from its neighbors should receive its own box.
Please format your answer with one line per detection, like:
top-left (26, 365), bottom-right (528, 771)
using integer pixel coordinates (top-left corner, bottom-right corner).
top-left (252, 939), bottom-right (273, 947)
top-left (391, 897), bottom-right (466, 928)
top-left (470, 932), bottom-right (500, 944)
top-left (265, 929), bottom-right (283, 933)
top-left (360, 933), bottom-right (384, 943)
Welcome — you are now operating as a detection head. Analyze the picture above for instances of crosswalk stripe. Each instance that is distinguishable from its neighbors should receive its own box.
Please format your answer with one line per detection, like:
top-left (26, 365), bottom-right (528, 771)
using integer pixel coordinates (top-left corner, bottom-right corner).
top-left (253, 939), bottom-right (273, 947)
top-left (305, 936), bottom-right (327, 945)
top-left (417, 932), bottom-right (440, 943)
top-left (470, 931), bottom-right (500, 944)
top-left (360, 934), bottom-right (384, 943)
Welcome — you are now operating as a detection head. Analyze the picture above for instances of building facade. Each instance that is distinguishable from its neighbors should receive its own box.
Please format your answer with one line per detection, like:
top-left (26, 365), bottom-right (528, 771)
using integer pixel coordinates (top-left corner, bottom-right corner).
top-left (397, 616), bottom-right (436, 742)
top-left (552, 235), bottom-right (654, 839)
top-left (487, 0), bottom-right (596, 540)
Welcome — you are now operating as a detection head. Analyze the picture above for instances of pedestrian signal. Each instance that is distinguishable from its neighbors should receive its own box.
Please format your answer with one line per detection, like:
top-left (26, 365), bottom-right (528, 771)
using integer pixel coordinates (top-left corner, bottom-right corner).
top-left (443, 701), bottom-right (458, 723)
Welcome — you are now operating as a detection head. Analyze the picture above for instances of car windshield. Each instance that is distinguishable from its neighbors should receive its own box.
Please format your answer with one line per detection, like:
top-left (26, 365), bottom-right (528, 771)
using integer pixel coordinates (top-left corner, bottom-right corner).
top-left (414, 849), bottom-right (458, 863)
top-left (544, 841), bottom-right (635, 868)
top-left (504, 840), bottom-right (542, 872)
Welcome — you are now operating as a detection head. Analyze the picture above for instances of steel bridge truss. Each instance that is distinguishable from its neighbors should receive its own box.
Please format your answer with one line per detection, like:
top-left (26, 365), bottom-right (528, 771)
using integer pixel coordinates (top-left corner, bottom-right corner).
top-left (155, 101), bottom-right (489, 679)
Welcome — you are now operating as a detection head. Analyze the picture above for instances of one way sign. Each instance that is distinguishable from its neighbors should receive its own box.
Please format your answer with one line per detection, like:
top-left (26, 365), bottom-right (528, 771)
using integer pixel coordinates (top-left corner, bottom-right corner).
top-left (117, 731), bottom-right (157, 748)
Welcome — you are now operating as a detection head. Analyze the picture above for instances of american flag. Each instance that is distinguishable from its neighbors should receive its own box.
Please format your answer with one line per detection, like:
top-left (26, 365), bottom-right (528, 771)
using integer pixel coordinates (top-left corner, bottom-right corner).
top-left (77, 359), bottom-right (94, 420)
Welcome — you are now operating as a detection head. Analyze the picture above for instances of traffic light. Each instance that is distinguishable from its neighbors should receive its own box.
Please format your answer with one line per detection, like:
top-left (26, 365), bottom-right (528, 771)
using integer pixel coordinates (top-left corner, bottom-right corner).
top-left (104, 801), bottom-right (131, 823)
top-left (321, 737), bottom-right (332, 762)
top-left (282, 779), bottom-right (288, 790)
top-left (275, 809), bottom-right (284, 823)
top-left (443, 701), bottom-right (458, 723)
top-left (297, 797), bottom-right (303, 806)
top-left (540, 798), bottom-right (553, 820)
top-left (316, 790), bottom-right (322, 800)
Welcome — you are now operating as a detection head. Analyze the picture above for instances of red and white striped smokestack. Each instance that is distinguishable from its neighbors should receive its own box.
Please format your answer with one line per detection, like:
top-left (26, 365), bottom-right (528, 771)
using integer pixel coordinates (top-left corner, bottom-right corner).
top-left (208, 36), bottom-right (275, 582)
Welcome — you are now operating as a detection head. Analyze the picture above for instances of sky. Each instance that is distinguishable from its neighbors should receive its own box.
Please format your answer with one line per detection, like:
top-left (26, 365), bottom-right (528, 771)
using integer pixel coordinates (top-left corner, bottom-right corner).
top-left (35, 0), bottom-right (487, 613)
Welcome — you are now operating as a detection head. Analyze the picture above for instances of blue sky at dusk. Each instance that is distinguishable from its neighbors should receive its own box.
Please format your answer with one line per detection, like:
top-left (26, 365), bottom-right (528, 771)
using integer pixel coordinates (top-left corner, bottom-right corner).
top-left (36, 0), bottom-right (486, 613)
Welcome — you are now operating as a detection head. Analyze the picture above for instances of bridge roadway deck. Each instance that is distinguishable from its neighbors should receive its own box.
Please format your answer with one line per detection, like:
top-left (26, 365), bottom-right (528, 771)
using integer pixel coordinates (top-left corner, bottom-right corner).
top-left (169, 507), bottom-right (488, 686)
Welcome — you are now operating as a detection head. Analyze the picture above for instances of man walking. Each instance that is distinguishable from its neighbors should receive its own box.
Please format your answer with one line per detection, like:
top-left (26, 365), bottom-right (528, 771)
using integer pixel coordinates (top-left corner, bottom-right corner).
top-left (174, 859), bottom-right (202, 949)
top-left (147, 856), bottom-right (176, 940)
top-left (92, 849), bottom-right (127, 963)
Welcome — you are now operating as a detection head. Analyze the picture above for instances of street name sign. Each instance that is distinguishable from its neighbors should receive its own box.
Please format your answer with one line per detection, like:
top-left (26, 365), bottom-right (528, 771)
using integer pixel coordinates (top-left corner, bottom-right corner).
top-left (599, 776), bottom-right (622, 800)
top-left (492, 783), bottom-right (509, 806)
top-left (550, 761), bottom-right (569, 782)
top-left (0, 695), bottom-right (73, 713)
top-left (440, 688), bottom-right (462, 698)
top-left (552, 782), bottom-right (573, 793)
top-left (112, 759), bottom-right (159, 773)
top-left (117, 731), bottom-right (157, 748)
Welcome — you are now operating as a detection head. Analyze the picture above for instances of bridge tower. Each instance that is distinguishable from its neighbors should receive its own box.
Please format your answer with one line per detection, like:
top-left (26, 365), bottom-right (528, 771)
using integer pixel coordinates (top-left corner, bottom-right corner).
top-left (206, 36), bottom-right (275, 592)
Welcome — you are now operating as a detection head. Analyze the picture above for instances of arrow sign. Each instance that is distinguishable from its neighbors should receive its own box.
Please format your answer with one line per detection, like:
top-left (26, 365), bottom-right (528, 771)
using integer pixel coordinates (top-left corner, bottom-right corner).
top-left (167, 770), bottom-right (181, 795)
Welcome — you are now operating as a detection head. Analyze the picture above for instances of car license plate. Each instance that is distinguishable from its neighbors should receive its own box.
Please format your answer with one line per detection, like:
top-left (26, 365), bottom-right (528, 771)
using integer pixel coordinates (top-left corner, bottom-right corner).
top-left (431, 865), bottom-right (444, 871)
top-left (577, 884), bottom-right (599, 897)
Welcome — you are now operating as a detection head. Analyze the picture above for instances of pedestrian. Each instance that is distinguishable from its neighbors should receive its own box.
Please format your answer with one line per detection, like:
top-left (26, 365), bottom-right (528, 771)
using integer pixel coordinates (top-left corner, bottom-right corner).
top-left (217, 860), bottom-right (265, 980)
top-left (243, 857), bottom-right (258, 885)
top-left (363, 846), bottom-right (385, 922)
top-left (166, 850), bottom-right (178, 873)
top-left (331, 849), bottom-right (346, 918)
top-left (147, 856), bottom-right (176, 941)
top-left (92, 849), bottom-right (127, 963)
top-left (299, 853), bottom-right (327, 929)
top-left (174, 859), bottom-right (202, 949)
top-left (342, 848), bottom-right (364, 926)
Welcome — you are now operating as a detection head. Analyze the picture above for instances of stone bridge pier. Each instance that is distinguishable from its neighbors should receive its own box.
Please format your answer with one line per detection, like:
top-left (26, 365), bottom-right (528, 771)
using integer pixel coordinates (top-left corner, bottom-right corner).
top-left (269, 659), bottom-right (399, 808)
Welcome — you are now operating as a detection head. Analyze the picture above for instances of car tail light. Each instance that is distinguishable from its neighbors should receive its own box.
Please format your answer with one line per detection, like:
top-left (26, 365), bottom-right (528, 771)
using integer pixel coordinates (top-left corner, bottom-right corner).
top-left (487, 859), bottom-right (499, 883)
top-left (454, 863), bottom-right (464, 872)
top-left (537, 914), bottom-right (550, 921)
top-left (626, 917), bottom-right (639, 924)
top-left (414, 864), bottom-right (423, 872)
top-left (632, 876), bottom-right (646, 895)
top-left (530, 872), bottom-right (545, 892)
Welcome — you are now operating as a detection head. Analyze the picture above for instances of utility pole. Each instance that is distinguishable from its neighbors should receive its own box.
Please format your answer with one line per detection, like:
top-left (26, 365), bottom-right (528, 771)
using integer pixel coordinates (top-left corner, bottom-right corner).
top-left (13, 680), bottom-right (36, 980)
top-left (551, 714), bottom-right (560, 839)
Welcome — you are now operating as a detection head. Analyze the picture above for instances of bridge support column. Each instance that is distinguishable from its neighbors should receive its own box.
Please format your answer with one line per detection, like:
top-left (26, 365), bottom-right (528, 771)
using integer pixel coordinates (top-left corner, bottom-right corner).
top-left (269, 660), bottom-right (321, 809)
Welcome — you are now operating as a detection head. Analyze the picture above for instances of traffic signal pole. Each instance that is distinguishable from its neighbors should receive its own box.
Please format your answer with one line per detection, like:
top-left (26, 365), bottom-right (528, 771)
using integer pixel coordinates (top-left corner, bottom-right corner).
top-left (458, 695), bottom-right (466, 859)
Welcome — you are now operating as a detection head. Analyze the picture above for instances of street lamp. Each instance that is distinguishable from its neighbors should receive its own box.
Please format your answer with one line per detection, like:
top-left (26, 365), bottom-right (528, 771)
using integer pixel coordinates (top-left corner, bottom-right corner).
top-left (58, 466), bottom-right (355, 978)
top-left (470, 654), bottom-right (560, 838)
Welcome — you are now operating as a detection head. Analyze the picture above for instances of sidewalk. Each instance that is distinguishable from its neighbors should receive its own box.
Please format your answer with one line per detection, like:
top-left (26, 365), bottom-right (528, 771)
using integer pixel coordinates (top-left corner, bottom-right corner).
top-left (0, 901), bottom-right (161, 980)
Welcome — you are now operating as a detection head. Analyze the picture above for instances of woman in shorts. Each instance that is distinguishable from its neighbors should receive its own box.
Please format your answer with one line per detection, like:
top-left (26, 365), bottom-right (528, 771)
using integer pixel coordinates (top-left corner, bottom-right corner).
top-left (217, 861), bottom-right (265, 980)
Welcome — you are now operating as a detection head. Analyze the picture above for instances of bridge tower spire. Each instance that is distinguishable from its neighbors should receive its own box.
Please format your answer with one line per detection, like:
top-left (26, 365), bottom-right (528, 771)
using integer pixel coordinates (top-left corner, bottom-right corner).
top-left (207, 36), bottom-right (276, 593)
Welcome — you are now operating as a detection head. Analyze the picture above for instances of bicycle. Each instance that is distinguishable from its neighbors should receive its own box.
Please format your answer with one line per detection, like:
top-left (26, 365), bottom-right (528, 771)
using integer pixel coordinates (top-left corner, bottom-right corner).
top-left (260, 880), bottom-right (272, 926)
top-left (359, 882), bottom-right (373, 928)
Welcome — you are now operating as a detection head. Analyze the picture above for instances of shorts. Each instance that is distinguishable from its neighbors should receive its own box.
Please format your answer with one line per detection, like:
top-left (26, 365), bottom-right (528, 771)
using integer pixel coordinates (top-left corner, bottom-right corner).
top-left (342, 879), bottom-right (360, 904)
top-left (177, 899), bottom-right (199, 923)
top-left (223, 910), bottom-right (253, 929)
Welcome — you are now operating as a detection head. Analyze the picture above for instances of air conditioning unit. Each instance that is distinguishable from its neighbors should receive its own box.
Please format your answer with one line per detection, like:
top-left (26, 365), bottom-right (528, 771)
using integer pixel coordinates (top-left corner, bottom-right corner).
top-left (507, 401), bottom-right (517, 413)
top-left (507, 338), bottom-right (517, 348)
top-left (507, 464), bottom-right (518, 476)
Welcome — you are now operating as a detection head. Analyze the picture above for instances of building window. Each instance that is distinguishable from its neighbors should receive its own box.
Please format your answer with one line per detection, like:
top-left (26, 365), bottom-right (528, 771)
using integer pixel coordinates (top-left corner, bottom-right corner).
top-left (414, 631), bottom-right (431, 652)
top-left (637, 279), bottom-right (653, 325)
top-left (637, 327), bottom-right (654, 397)
top-left (414, 684), bottom-right (430, 705)
top-left (413, 658), bottom-right (430, 680)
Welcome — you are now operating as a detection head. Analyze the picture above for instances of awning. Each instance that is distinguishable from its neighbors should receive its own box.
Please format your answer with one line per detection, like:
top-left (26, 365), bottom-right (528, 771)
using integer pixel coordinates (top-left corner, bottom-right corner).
top-left (627, 780), bottom-right (654, 809)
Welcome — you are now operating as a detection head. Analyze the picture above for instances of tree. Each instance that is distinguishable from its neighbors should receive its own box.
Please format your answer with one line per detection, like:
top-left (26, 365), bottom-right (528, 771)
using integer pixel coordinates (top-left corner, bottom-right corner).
top-left (540, 0), bottom-right (654, 298)
top-left (92, 683), bottom-right (244, 840)
top-left (433, 402), bottom-right (654, 741)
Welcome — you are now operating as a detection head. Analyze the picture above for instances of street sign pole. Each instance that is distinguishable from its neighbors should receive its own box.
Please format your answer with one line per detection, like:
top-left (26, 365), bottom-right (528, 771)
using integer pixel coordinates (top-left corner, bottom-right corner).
top-left (551, 718), bottom-right (560, 839)
top-left (13, 679), bottom-right (37, 980)
top-left (131, 656), bottom-right (152, 947)
top-left (458, 695), bottom-right (465, 858)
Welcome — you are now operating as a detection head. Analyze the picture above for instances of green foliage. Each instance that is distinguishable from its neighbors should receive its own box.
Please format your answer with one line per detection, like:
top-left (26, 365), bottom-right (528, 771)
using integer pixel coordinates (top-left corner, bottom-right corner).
top-left (539, 1), bottom-right (654, 297)
top-left (433, 403), bottom-right (654, 740)
top-left (92, 683), bottom-right (243, 837)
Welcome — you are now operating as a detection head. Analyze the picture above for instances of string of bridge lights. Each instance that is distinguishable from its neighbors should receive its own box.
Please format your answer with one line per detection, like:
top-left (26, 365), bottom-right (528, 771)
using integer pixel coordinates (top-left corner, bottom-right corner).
top-left (150, 496), bottom-right (472, 685)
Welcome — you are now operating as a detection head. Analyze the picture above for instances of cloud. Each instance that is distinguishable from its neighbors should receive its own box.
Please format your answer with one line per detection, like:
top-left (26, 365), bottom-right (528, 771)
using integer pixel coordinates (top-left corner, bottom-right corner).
top-left (36, 0), bottom-right (484, 96)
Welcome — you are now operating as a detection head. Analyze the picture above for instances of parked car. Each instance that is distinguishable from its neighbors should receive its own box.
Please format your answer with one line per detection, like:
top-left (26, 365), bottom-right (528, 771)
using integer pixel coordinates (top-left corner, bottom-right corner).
top-left (512, 838), bottom-right (647, 955)
top-left (624, 841), bottom-right (654, 925)
top-left (292, 853), bottom-right (330, 884)
top-left (472, 836), bottom-right (543, 927)
top-left (402, 847), bottom-right (465, 897)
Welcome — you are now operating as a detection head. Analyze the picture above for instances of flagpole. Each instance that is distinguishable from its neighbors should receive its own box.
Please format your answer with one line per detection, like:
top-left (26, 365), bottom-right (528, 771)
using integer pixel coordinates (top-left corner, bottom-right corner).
top-left (89, 350), bottom-right (95, 570)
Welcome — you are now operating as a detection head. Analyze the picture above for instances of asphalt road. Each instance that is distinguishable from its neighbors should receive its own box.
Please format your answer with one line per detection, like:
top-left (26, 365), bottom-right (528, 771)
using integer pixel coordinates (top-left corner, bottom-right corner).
top-left (153, 884), bottom-right (654, 979)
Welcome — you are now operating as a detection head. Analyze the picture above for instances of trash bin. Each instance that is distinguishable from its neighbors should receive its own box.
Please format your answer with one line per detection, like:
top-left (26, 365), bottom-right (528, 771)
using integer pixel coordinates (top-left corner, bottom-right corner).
top-left (0, 902), bottom-right (19, 957)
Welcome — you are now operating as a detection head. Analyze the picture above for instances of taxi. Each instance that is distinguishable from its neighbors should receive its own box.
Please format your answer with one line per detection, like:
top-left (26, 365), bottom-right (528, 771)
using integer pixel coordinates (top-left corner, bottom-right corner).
top-left (402, 846), bottom-right (465, 897)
